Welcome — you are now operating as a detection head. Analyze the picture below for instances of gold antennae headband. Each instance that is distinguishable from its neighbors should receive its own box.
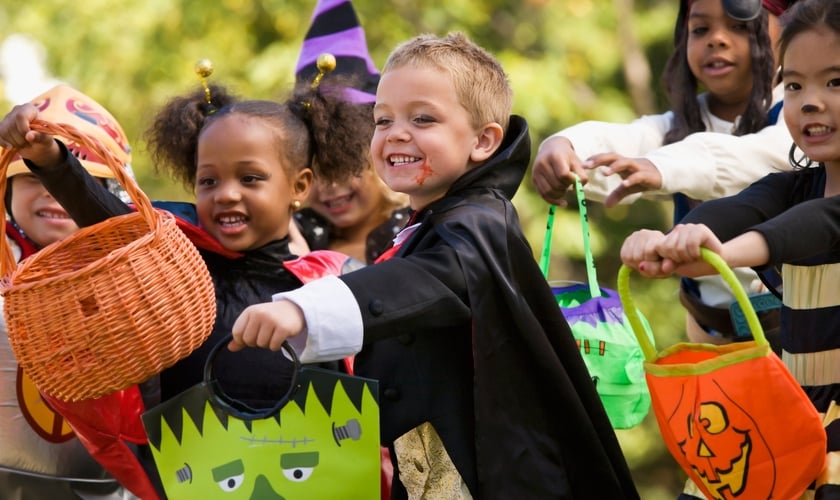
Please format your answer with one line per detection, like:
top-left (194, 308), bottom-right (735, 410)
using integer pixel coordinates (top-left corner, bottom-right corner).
top-left (311, 53), bottom-right (337, 90)
top-left (194, 58), bottom-right (216, 113)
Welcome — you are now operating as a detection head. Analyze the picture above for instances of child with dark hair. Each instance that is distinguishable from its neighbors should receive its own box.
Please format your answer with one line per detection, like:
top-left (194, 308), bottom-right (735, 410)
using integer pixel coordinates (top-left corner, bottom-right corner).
top-left (533, 0), bottom-right (795, 207)
top-left (230, 31), bottom-right (639, 499)
top-left (534, 0), bottom-right (795, 349)
top-left (621, 0), bottom-right (840, 495)
top-left (0, 71), bottom-right (366, 498)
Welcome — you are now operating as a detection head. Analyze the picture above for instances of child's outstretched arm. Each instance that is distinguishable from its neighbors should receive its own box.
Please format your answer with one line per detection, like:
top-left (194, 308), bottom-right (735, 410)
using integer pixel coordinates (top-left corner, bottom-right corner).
top-left (0, 103), bottom-right (62, 168)
top-left (0, 103), bottom-right (130, 226)
top-left (583, 154), bottom-right (662, 208)
top-left (532, 115), bottom-right (673, 206)
top-left (230, 300), bottom-right (306, 352)
top-left (229, 275), bottom-right (364, 362)
top-left (651, 224), bottom-right (769, 277)
top-left (621, 224), bottom-right (749, 278)
top-left (716, 231), bottom-right (770, 269)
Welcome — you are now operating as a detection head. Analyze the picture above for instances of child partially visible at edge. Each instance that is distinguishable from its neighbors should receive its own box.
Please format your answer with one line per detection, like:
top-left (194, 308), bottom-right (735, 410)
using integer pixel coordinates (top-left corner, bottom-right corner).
top-left (621, 0), bottom-right (840, 496)
top-left (230, 32), bottom-right (639, 499)
top-left (536, 0), bottom-right (791, 352)
top-left (0, 84), bottom-right (136, 500)
top-left (0, 79), bottom-right (366, 499)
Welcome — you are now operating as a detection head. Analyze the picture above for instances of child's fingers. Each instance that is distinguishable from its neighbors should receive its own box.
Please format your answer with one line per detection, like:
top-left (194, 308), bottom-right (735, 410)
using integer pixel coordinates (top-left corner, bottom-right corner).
top-left (269, 332), bottom-right (287, 353)
top-left (620, 229), bottom-right (664, 268)
top-left (1, 123), bottom-right (28, 149)
top-left (25, 130), bottom-right (55, 147)
top-left (604, 182), bottom-right (638, 208)
top-left (638, 259), bottom-right (671, 278)
top-left (7, 105), bottom-right (38, 147)
top-left (256, 323), bottom-right (280, 350)
top-left (230, 307), bottom-right (254, 351)
top-left (659, 224), bottom-right (714, 264)
top-left (532, 156), bottom-right (583, 206)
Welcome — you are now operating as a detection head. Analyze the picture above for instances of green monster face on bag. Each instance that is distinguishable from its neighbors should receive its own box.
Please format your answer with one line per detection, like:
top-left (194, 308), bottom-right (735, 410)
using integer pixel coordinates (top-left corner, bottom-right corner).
top-left (553, 283), bottom-right (653, 429)
top-left (143, 368), bottom-right (381, 499)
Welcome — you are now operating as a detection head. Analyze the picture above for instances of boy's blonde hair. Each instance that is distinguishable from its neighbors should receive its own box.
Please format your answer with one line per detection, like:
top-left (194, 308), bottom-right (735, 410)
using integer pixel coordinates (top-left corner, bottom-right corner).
top-left (382, 32), bottom-right (512, 133)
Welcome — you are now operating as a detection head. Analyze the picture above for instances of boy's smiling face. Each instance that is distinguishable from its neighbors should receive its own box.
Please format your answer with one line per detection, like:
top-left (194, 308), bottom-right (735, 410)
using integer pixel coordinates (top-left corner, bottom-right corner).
top-left (371, 65), bottom-right (498, 210)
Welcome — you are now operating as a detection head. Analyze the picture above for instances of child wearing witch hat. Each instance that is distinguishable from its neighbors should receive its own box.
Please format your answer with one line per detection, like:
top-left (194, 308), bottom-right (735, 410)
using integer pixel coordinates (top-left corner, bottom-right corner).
top-left (293, 0), bottom-right (410, 266)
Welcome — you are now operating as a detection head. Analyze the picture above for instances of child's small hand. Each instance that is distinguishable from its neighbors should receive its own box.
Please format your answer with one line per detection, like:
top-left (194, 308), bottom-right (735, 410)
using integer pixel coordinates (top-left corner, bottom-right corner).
top-left (583, 154), bottom-right (662, 208)
top-left (0, 103), bottom-right (61, 167)
top-left (656, 224), bottom-right (721, 277)
top-left (532, 136), bottom-right (588, 207)
top-left (620, 229), bottom-right (671, 278)
top-left (229, 300), bottom-right (306, 352)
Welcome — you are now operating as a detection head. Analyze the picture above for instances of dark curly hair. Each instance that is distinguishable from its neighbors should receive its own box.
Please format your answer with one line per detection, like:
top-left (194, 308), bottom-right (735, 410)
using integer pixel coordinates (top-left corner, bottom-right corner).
top-left (144, 84), bottom-right (240, 189)
top-left (288, 73), bottom-right (374, 184)
top-left (662, 7), bottom-right (775, 145)
top-left (145, 76), bottom-right (372, 190)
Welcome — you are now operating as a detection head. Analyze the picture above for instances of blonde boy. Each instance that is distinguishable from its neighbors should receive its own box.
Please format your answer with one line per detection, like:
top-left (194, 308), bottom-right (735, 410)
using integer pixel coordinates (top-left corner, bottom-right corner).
top-left (232, 32), bottom-right (639, 499)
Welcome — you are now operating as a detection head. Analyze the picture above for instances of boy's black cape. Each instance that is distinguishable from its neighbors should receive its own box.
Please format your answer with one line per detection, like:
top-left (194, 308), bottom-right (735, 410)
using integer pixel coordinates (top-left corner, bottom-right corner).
top-left (347, 116), bottom-right (639, 498)
top-left (444, 116), bottom-right (637, 498)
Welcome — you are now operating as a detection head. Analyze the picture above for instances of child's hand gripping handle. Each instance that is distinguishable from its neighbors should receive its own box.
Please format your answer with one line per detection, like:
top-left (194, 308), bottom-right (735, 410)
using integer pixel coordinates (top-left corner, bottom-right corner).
top-left (617, 247), bottom-right (767, 363)
top-left (0, 119), bottom-right (153, 278)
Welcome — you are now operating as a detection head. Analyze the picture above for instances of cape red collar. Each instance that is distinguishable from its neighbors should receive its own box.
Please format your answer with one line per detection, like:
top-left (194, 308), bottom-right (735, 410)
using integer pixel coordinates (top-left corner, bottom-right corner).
top-left (5, 220), bottom-right (40, 260)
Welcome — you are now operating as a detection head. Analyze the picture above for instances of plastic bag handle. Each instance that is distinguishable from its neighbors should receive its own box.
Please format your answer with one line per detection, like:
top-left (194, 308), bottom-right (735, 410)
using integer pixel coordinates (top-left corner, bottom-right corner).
top-left (617, 247), bottom-right (766, 363)
top-left (539, 175), bottom-right (599, 298)
top-left (203, 333), bottom-right (301, 420)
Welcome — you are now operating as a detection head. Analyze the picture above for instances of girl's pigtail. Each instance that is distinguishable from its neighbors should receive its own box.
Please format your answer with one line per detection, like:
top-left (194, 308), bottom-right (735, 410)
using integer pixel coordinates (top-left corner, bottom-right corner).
top-left (144, 60), bottom-right (239, 188)
top-left (292, 54), bottom-right (373, 184)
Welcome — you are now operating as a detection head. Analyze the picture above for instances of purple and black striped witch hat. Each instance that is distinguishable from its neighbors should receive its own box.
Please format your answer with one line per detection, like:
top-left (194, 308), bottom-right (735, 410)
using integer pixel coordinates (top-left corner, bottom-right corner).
top-left (295, 0), bottom-right (379, 103)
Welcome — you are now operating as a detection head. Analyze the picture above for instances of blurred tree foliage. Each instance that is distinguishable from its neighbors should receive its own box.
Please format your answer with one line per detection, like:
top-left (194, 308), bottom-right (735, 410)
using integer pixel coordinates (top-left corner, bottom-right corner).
top-left (2, 0), bottom-right (694, 496)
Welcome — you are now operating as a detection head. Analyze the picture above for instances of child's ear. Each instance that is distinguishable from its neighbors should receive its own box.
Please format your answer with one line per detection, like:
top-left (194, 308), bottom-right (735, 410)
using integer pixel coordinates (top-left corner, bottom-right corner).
top-left (292, 167), bottom-right (314, 202)
top-left (470, 123), bottom-right (504, 163)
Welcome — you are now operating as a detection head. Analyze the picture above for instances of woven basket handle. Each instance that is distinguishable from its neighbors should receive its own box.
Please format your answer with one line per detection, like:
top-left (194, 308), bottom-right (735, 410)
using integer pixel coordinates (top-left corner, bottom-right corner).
top-left (204, 333), bottom-right (301, 420)
top-left (617, 247), bottom-right (766, 363)
top-left (0, 119), bottom-right (155, 277)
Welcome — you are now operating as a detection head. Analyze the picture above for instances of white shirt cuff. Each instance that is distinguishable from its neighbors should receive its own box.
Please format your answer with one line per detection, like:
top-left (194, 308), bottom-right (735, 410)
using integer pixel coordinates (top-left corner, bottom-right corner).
top-left (271, 275), bottom-right (363, 363)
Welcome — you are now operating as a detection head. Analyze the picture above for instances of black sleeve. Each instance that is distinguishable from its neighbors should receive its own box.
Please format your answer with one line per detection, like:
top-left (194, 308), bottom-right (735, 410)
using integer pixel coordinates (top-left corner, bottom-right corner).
top-left (751, 194), bottom-right (840, 265)
top-left (23, 140), bottom-right (132, 227)
top-left (339, 243), bottom-right (471, 344)
top-left (680, 172), bottom-right (797, 242)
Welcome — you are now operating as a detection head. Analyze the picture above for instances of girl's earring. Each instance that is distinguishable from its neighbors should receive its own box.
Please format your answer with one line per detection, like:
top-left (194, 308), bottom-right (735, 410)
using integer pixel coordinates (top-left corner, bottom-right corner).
top-left (292, 200), bottom-right (302, 211)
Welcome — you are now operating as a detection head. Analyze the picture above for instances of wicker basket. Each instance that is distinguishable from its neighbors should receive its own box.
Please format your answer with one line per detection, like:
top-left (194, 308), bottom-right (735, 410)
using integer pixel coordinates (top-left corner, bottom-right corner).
top-left (0, 120), bottom-right (216, 401)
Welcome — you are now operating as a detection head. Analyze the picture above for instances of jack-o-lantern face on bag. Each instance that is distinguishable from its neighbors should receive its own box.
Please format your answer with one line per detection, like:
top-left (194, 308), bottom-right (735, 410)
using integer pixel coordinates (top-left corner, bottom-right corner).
top-left (678, 402), bottom-right (756, 498)
top-left (666, 379), bottom-right (775, 500)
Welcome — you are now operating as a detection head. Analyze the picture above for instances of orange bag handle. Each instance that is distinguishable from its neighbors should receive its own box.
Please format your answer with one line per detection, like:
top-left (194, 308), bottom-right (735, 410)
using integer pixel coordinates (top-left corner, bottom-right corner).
top-left (0, 119), bottom-right (155, 276)
top-left (617, 247), bottom-right (766, 362)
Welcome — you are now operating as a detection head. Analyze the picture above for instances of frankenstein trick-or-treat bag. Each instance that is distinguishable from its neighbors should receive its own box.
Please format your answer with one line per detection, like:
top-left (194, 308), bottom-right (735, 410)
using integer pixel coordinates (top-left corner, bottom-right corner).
top-left (618, 249), bottom-right (825, 500)
top-left (142, 334), bottom-right (381, 499)
top-left (540, 176), bottom-right (652, 429)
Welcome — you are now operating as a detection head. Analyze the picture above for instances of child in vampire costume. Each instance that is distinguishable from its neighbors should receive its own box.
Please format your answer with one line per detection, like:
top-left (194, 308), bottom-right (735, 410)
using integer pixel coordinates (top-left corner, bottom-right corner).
top-left (230, 32), bottom-right (639, 499)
